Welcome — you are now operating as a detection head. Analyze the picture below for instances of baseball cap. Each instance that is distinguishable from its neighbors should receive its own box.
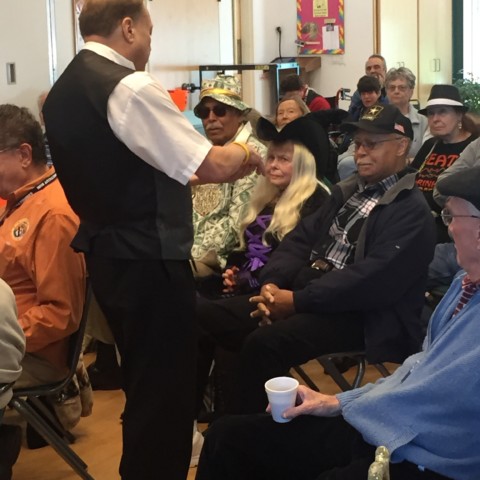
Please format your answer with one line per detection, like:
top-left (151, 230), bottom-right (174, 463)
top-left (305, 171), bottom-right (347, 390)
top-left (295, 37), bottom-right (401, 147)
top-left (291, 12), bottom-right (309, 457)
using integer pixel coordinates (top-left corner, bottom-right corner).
top-left (342, 104), bottom-right (414, 140)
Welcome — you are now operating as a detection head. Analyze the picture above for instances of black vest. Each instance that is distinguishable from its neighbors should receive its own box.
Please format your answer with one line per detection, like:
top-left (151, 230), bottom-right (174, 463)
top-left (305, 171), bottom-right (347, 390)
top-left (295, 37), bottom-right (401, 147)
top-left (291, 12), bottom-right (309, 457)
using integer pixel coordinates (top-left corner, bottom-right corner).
top-left (43, 50), bottom-right (193, 260)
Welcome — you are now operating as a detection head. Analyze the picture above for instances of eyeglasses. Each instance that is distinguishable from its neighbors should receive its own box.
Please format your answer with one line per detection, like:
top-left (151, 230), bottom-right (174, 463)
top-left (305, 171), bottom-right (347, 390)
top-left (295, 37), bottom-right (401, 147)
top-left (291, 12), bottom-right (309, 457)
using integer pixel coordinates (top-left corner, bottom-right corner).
top-left (386, 85), bottom-right (410, 93)
top-left (194, 104), bottom-right (229, 119)
top-left (353, 137), bottom-right (401, 152)
top-left (440, 209), bottom-right (480, 226)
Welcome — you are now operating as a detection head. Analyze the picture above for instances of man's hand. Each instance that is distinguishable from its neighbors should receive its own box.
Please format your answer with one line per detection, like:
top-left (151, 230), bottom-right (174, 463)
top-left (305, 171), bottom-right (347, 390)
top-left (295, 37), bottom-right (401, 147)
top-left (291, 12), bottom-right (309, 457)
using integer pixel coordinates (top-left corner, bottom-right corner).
top-left (266, 385), bottom-right (341, 420)
top-left (191, 144), bottom-right (265, 185)
top-left (222, 266), bottom-right (239, 293)
top-left (249, 284), bottom-right (295, 323)
top-left (225, 146), bottom-right (265, 182)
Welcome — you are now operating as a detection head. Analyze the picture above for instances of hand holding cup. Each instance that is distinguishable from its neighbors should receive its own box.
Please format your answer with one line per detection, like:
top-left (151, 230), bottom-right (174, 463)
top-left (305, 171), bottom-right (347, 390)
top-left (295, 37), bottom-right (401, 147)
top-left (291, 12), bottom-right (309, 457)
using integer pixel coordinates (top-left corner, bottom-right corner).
top-left (264, 376), bottom-right (299, 423)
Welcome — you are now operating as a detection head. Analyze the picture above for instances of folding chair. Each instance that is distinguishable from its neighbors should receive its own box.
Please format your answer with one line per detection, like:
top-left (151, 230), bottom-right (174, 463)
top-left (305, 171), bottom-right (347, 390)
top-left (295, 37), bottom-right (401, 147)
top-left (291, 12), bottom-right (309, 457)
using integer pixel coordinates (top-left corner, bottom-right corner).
top-left (292, 351), bottom-right (391, 392)
top-left (9, 282), bottom-right (94, 480)
top-left (367, 446), bottom-right (390, 480)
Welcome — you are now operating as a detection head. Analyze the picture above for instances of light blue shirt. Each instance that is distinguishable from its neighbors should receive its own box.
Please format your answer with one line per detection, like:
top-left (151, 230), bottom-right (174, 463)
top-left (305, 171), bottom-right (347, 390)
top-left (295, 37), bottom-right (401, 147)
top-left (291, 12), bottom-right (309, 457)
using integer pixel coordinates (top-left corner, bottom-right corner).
top-left (338, 272), bottom-right (480, 479)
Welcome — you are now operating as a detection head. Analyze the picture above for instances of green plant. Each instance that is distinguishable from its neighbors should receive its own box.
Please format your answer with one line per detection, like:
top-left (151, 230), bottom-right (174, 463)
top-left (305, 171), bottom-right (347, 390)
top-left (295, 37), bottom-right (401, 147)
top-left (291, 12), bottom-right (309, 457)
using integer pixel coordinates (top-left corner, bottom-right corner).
top-left (454, 71), bottom-right (480, 115)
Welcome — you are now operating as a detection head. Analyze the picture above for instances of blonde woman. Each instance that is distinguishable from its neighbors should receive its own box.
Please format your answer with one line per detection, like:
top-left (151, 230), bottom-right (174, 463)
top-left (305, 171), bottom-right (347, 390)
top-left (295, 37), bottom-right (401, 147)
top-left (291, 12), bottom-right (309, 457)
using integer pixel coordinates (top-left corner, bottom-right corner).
top-left (196, 115), bottom-right (329, 298)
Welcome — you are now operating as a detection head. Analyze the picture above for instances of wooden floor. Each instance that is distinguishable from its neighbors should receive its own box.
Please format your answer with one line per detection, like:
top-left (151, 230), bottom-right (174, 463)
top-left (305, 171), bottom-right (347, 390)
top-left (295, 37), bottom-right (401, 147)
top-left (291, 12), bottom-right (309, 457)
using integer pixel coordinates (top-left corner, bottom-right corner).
top-left (12, 358), bottom-right (397, 480)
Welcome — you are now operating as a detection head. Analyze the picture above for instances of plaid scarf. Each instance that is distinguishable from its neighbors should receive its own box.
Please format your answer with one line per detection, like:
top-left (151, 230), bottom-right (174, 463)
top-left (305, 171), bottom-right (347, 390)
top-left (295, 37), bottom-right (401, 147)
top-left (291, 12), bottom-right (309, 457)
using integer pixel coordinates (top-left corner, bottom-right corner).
top-left (452, 276), bottom-right (480, 317)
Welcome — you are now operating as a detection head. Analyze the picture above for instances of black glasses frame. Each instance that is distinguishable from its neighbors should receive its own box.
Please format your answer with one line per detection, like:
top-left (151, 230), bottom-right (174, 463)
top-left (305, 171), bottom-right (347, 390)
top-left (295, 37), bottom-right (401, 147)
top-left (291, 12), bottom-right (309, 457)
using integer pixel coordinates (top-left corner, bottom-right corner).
top-left (440, 208), bottom-right (480, 226)
top-left (194, 104), bottom-right (229, 119)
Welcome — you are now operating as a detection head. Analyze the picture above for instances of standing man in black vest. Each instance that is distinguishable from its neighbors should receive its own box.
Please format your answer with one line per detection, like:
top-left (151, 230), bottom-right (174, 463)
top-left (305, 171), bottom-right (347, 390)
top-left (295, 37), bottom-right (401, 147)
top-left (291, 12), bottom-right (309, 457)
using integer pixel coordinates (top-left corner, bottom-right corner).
top-left (42, 1), bottom-right (263, 479)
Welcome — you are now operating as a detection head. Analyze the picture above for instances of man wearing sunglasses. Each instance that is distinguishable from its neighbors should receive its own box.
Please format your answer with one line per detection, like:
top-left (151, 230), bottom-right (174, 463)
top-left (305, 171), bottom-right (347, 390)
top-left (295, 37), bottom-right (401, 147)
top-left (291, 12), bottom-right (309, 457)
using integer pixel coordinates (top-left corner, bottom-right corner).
top-left (192, 75), bottom-right (267, 277)
top-left (225, 104), bottom-right (436, 416)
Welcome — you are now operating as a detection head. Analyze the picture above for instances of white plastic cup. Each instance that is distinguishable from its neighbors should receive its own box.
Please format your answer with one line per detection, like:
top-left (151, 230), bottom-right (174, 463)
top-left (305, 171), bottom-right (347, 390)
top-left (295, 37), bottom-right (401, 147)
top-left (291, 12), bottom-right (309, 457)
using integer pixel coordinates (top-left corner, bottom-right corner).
top-left (264, 376), bottom-right (299, 423)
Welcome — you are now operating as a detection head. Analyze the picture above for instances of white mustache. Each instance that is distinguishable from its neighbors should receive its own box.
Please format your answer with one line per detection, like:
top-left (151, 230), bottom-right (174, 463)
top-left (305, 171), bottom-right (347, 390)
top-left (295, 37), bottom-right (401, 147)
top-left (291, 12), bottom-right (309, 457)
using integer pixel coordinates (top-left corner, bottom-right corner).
top-left (205, 122), bottom-right (223, 131)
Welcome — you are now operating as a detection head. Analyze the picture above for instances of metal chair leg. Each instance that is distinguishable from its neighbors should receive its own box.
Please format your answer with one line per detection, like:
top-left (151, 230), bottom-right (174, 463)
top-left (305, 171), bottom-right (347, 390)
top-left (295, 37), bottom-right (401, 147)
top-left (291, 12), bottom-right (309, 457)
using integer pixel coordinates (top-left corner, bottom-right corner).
top-left (317, 355), bottom-right (365, 391)
top-left (291, 365), bottom-right (320, 391)
top-left (28, 396), bottom-right (76, 444)
top-left (10, 397), bottom-right (93, 479)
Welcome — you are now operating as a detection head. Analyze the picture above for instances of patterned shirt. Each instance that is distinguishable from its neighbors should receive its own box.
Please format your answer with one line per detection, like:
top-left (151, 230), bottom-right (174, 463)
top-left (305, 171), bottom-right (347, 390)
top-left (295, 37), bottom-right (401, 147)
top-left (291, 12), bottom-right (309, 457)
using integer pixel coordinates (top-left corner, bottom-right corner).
top-left (191, 122), bottom-right (267, 269)
top-left (325, 173), bottom-right (400, 269)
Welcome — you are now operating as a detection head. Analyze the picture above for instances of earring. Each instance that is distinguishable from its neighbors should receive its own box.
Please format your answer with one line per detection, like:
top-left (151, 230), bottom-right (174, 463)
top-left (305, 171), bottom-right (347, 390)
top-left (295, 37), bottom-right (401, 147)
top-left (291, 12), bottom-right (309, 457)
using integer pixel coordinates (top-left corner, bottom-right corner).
top-left (458, 122), bottom-right (463, 130)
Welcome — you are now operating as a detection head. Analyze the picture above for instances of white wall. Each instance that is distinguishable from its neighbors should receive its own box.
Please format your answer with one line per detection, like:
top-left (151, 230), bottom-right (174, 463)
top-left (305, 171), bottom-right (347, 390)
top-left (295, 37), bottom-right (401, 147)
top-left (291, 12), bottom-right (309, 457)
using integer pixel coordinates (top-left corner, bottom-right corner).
top-left (53, 0), bottom-right (75, 81)
top-left (241, 0), bottom-right (375, 115)
top-left (147, 0), bottom-right (226, 110)
top-left (0, 1), bottom-right (52, 117)
top-left (0, 0), bottom-right (230, 115)
top-left (0, 0), bottom-right (378, 116)
top-left (464, 0), bottom-right (480, 78)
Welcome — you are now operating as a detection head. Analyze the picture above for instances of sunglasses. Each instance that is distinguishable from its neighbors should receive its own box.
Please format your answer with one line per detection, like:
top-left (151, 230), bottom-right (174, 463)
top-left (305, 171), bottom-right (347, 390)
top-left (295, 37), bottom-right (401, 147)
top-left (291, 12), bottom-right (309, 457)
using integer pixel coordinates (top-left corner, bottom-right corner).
top-left (194, 104), bottom-right (229, 119)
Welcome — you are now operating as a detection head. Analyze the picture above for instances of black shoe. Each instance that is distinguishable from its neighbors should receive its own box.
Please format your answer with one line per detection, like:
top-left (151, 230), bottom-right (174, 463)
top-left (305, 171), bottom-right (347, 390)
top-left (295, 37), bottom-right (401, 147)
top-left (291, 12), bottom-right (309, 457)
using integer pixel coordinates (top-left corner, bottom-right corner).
top-left (88, 341), bottom-right (122, 391)
top-left (0, 424), bottom-right (22, 479)
top-left (87, 362), bottom-right (122, 391)
top-left (25, 396), bottom-right (74, 449)
top-left (26, 421), bottom-right (48, 450)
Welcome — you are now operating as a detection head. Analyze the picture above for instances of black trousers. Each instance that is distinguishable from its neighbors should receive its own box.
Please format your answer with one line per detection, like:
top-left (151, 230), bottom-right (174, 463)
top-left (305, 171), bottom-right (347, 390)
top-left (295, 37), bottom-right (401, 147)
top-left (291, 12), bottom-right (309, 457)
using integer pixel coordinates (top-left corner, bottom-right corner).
top-left (196, 414), bottom-right (452, 480)
top-left (196, 294), bottom-right (258, 414)
top-left (86, 255), bottom-right (196, 480)
top-left (196, 295), bottom-right (365, 415)
top-left (234, 310), bottom-right (365, 413)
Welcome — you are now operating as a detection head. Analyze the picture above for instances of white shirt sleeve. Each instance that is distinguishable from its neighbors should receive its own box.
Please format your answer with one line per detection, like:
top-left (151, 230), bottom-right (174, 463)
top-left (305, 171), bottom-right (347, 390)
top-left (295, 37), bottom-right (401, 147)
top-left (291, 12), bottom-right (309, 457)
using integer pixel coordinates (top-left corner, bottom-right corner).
top-left (107, 71), bottom-right (212, 185)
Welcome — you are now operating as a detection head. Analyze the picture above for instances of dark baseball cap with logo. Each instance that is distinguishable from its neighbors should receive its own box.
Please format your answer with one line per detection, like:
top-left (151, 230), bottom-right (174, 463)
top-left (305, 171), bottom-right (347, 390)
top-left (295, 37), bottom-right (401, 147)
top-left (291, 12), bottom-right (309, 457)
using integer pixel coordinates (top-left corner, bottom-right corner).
top-left (341, 104), bottom-right (414, 140)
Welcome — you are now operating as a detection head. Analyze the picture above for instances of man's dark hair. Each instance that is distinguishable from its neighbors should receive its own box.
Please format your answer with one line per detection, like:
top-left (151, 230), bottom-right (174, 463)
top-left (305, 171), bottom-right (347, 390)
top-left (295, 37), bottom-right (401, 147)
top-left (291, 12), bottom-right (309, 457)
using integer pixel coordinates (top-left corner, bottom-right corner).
top-left (79, 0), bottom-right (145, 38)
top-left (0, 104), bottom-right (46, 165)
top-left (280, 74), bottom-right (306, 93)
top-left (357, 75), bottom-right (381, 94)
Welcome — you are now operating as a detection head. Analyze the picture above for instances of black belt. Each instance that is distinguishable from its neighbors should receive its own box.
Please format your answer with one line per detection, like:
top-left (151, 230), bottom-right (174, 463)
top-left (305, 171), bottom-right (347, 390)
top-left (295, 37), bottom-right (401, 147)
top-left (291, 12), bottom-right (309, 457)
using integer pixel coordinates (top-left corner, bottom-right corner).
top-left (310, 258), bottom-right (334, 273)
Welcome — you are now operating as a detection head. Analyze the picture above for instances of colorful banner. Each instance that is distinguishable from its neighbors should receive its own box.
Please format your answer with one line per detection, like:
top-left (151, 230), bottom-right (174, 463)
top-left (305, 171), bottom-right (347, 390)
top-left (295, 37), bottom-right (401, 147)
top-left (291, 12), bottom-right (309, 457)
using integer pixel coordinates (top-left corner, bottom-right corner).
top-left (297, 0), bottom-right (345, 55)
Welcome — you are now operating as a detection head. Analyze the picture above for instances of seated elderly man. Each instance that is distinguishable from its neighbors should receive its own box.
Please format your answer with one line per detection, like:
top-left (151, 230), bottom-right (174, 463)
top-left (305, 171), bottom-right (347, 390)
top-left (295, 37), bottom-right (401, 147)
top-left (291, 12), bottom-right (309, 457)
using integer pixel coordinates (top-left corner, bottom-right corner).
top-left (427, 137), bottom-right (480, 292)
top-left (212, 105), bottom-right (435, 415)
top-left (191, 75), bottom-right (267, 277)
top-left (196, 166), bottom-right (480, 480)
top-left (0, 105), bottom-right (86, 425)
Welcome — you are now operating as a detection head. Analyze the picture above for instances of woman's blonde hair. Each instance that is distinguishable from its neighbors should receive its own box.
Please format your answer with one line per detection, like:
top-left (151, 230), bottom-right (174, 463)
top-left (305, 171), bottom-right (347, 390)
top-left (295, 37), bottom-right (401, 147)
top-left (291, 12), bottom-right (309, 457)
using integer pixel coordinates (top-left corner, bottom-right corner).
top-left (238, 141), bottom-right (326, 248)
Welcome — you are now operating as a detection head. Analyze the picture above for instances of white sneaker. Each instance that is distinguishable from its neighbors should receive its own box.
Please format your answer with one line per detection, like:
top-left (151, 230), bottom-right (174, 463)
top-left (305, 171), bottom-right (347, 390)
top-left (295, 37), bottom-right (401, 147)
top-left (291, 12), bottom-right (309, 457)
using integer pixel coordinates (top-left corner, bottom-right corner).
top-left (190, 429), bottom-right (204, 468)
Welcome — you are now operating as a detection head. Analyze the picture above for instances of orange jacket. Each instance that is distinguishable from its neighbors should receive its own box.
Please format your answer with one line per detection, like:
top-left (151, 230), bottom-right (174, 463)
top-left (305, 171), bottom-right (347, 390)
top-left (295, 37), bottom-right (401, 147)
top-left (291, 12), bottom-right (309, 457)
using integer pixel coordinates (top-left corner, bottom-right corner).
top-left (0, 167), bottom-right (86, 370)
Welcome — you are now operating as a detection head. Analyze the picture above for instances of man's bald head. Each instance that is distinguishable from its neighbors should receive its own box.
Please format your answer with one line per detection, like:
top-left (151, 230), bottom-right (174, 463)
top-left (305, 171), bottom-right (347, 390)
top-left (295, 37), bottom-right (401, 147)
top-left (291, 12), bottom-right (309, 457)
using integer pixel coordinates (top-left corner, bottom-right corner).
top-left (79, 0), bottom-right (145, 39)
top-left (79, 0), bottom-right (152, 71)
